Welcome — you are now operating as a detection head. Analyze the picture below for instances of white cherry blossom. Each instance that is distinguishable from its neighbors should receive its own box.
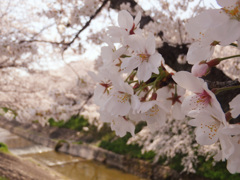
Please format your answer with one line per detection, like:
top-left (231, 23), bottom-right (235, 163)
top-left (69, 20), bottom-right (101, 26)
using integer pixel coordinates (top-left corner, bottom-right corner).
top-left (220, 124), bottom-right (240, 173)
top-left (103, 80), bottom-right (138, 116)
top-left (138, 100), bottom-right (168, 132)
top-left (226, 136), bottom-right (240, 174)
top-left (172, 71), bottom-right (222, 116)
top-left (188, 107), bottom-right (227, 145)
top-left (107, 10), bottom-right (141, 44)
top-left (121, 33), bottom-right (164, 82)
top-left (101, 44), bottom-right (127, 70)
top-left (156, 84), bottom-right (185, 120)
top-left (217, 0), bottom-right (239, 7)
top-left (186, 4), bottom-right (240, 64)
top-left (229, 94), bottom-right (240, 118)
top-left (100, 111), bottom-right (135, 137)
top-left (88, 68), bottom-right (119, 106)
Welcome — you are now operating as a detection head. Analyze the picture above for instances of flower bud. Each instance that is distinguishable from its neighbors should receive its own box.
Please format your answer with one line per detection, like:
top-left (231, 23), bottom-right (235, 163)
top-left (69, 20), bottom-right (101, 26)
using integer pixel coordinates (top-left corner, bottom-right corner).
top-left (151, 92), bottom-right (157, 100)
top-left (191, 62), bottom-right (210, 77)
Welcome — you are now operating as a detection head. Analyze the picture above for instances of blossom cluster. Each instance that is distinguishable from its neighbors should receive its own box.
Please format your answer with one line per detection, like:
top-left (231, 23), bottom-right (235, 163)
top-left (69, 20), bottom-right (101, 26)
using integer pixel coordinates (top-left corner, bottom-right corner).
top-left (92, 0), bottom-right (240, 174)
top-left (91, 9), bottom-right (186, 137)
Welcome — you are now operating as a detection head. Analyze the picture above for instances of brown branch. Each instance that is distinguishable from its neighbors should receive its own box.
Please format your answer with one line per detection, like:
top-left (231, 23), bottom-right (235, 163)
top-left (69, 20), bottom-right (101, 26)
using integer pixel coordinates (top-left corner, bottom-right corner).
top-left (19, 39), bottom-right (65, 46)
top-left (19, 0), bottom-right (109, 49)
top-left (74, 92), bottom-right (93, 117)
top-left (63, 0), bottom-right (109, 51)
top-left (206, 79), bottom-right (240, 89)
top-left (109, 0), bottom-right (137, 9)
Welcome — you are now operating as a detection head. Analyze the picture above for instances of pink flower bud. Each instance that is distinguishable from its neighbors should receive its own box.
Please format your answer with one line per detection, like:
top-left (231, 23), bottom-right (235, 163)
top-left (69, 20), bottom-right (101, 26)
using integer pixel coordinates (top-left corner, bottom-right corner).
top-left (191, 63), bottom-right (209, 77)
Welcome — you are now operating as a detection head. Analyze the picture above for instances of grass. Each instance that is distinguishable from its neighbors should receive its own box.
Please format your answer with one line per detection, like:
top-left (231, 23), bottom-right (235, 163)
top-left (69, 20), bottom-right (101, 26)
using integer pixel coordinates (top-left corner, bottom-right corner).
top-left (48, 115), bottom-right (89, 131)
top-left (99, 122), bottom-right (156, 161)
top-left (99, 132), bottom-right (155, 161)
top-left (196, 156), bottom-right (240, 180)
top-left (48, 115), bottom-right (240, 179)
top-left (0, 143), bottom-right (9, 153)
top-left (0, 176), bottom-right (8, 180)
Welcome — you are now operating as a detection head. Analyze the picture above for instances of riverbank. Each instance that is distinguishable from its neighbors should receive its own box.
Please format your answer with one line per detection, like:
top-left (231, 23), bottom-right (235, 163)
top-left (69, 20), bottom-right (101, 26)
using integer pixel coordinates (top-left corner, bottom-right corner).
top-left (0, 151), bottom-right (68, 180)
top-left (0, 117), bottom-right (207, 180)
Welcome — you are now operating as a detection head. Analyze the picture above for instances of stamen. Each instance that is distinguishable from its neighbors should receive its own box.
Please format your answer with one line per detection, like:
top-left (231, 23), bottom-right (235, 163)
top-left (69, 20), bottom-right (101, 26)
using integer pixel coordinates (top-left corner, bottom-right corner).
top-left (138, 53), bottom-right (150, 62)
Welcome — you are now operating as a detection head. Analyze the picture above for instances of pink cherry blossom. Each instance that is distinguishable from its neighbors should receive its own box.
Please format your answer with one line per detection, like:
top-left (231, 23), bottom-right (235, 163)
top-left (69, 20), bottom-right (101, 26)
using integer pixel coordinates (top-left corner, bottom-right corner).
top-left (191, 62), bottom-right (209, 77)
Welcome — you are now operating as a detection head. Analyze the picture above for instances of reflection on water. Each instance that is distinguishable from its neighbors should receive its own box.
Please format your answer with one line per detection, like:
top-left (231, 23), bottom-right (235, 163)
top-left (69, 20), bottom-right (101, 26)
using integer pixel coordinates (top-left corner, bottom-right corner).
top-left (23, 151), bottom-right (144, 180)
top-left (52, 160), bottom-right (143, 180)
top-left (0, 127), bottom-right (145, 180)
top-left (22, 151), bottom-right (81, 167)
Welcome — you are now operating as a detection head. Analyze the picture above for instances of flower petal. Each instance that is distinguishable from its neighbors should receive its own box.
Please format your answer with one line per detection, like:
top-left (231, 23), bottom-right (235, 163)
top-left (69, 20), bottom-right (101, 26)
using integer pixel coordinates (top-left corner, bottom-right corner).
top-left (145, 33), bottom-right (156, 55)
top-left (118, 10), bottom-right (133, 30)
top-left (229, 94), bottom-right (240, 118)
top-left (172, 71), bottom-right (204, 93)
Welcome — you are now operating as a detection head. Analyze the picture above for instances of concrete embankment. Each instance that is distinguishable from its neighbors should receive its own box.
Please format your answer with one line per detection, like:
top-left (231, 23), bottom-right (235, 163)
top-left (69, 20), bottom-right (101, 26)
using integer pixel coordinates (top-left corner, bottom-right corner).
top-left (0, 116), bottom-right (181, 180)
top-left (0, 151), bottom-right (68, 180)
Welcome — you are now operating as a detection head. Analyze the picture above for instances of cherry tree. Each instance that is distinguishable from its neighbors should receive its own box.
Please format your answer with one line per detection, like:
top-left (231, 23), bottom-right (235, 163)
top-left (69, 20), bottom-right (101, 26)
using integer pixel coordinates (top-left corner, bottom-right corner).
top-left (0, 0), bottom-right (239, 174)
top-left (90, 0), bottom-right (240, 174)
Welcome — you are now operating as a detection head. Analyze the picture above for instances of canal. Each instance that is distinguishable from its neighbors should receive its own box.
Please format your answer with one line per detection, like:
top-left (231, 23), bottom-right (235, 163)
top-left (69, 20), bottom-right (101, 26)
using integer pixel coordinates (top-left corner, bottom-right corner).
top-left (0, 127), bottom-right (145, 180)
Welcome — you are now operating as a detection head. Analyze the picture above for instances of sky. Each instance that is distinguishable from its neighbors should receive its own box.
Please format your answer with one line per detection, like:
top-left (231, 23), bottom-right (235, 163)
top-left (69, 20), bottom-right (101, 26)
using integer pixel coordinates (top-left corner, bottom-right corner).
top-left (81, 0), bottom-right (222, 62)
top-left (4, 0), bottom-right (222, 70)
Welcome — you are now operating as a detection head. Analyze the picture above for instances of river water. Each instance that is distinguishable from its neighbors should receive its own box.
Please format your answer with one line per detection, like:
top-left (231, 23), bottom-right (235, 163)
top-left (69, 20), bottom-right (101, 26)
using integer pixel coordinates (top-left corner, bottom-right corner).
top-left (0, 127), bottom-right (145, 180)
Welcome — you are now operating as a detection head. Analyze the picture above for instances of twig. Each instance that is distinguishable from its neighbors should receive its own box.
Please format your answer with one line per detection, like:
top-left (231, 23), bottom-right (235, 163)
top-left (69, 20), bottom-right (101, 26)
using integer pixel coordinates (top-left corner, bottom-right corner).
top-left (63, 0), bottom-right (109, 51)
top-left (206, 79), bottom-right (240, 89)
top-left (19, 0), bottom-right (109, 50)
top-left (74, 92), bottom-right (93, 117)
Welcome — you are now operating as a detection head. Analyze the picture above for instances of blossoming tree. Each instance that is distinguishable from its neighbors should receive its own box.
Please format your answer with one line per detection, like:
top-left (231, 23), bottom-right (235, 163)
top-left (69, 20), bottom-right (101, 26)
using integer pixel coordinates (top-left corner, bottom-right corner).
top-left (0, 0), bottom-right (240, 175)
top-left (91, 0), bottom-right (240, 174)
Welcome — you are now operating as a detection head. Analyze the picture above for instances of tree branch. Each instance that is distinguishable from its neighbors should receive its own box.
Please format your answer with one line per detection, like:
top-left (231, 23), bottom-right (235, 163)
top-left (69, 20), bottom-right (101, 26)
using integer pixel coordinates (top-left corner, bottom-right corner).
top-left (63, 0), bottom-right (109, 51)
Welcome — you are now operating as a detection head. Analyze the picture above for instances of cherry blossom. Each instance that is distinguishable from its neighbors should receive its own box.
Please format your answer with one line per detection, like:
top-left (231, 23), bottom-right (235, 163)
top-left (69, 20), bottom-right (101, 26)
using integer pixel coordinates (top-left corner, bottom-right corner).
top-left (107, 10), bottom-right (141, 44)
top-left (191, 62), bottom-right (209, 77)
top-left (88, 69), bottom-right (114, 106)
top-left (121, 33), bottom-right (164, 82)
top-left (220, 124), bottom-right (240, 173)
top-left (1, 0), bottom-right (238, 175)
top-left (100, 111), bottom-right (135, 137)
top-left (229, 94), bottom-right (240, 118)
top-left (188, 107), bottom-right (227, 145)
top-left (103, 80), bottom-right (138, 116)
top-left (217, 0), bottom-right (240, 21)
top-left (172, 71), bottom-right (221, 116)
top-left (101, 42), bottom-right (127, 69)
top-left (186, 3), bottom-right (240, 64)
top-left (156, 84), bottom-right (185, 120)
top-left (226, 136), bottom-right (240, 174)
top-left (138, 100), bottom-right (167, 132)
